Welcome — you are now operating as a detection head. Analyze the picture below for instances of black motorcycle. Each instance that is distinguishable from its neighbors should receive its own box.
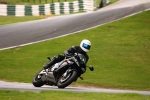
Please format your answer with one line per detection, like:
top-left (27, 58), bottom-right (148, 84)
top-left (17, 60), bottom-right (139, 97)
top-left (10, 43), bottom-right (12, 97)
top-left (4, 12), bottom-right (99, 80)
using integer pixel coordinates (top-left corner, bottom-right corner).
top-left (32, 53), bottom-right (94, 88)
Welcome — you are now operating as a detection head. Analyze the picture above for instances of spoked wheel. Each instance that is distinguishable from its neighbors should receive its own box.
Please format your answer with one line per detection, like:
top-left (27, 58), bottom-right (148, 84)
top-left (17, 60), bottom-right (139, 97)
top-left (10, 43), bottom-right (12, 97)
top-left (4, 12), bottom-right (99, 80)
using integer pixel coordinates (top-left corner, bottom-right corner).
top-left (32, 69), bottom-right (46, 87)
top-left (57, 69), bottom-right (78, 88)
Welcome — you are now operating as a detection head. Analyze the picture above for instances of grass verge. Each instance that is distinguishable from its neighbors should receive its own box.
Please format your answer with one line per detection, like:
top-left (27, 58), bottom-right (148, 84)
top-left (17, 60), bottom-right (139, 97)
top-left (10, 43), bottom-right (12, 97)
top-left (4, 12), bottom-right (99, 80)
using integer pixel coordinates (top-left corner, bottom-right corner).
top-left (0, 0), bottom-right (119, 25)
top-left (0, 10), bottom-right (150, 90)
top-left (0, 16), bottom-right (41, 25)
top-left (0, 90), bottom-right (150, 100)
top-left (0, 0), bottom-right (75, 5)
top-left (95, 0), bottom-right (119, 8)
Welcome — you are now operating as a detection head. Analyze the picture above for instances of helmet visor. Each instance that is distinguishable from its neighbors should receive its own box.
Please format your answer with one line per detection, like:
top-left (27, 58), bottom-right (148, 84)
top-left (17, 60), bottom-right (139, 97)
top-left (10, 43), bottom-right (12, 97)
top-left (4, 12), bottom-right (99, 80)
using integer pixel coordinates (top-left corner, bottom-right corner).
top-left (82, 43), bottom-right (91, 50)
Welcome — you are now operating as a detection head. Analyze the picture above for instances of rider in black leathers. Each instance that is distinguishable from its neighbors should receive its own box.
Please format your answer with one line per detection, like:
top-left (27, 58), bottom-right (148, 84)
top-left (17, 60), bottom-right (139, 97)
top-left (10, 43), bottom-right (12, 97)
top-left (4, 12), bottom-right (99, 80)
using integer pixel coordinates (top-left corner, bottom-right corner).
top-left (43, 39), bottom-right (91, 70)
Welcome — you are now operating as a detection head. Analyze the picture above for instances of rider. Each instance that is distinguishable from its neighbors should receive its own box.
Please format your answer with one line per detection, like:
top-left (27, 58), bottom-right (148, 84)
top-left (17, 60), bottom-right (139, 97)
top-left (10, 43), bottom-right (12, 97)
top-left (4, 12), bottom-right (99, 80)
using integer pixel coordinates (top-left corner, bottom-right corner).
top-left (43, 39), bottom-right (91, 71)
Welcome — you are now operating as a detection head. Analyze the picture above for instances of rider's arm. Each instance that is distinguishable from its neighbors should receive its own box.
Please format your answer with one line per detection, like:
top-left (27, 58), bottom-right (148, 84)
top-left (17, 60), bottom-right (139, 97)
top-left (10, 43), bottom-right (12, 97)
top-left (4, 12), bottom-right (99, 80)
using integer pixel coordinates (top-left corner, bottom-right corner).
top-left (64, 46), bottom-right (76, 56)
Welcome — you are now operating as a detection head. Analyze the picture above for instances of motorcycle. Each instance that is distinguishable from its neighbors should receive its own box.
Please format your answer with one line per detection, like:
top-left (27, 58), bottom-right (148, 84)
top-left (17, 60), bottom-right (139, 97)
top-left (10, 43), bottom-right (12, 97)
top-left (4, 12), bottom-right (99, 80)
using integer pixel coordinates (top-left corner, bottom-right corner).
top-left (32, 53), bottom-right (94, 88)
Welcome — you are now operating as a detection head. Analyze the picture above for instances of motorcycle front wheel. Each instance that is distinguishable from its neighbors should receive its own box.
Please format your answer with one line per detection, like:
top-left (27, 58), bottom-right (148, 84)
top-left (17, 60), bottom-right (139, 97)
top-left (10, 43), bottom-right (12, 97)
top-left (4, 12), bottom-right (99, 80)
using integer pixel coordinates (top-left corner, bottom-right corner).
top-left (32, 69), bottom-right (45, 87)
top-left (57, 70), bottom-right (78, 88)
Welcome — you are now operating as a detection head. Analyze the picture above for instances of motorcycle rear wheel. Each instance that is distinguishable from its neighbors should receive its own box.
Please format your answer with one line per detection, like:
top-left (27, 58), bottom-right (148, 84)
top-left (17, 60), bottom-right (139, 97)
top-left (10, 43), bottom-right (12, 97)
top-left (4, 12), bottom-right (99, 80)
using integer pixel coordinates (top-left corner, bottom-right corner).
top-left (57, 70), bottom-right (78, 88)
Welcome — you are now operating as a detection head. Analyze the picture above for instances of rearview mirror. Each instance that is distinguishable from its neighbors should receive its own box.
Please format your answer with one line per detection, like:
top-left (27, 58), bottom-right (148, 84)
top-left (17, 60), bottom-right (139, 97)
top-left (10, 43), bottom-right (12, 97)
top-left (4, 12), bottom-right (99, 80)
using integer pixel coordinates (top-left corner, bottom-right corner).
top-left (89, 66), bottom-right (94, 71)
top-left (47, 56), bottom-right (51, 61)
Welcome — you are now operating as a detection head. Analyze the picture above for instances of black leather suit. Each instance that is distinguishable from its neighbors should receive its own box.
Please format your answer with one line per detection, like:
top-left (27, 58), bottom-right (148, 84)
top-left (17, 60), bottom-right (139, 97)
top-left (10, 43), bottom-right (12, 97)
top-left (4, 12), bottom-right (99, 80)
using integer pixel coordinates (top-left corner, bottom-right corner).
top-left (43, 46), bottom-right (89, 69)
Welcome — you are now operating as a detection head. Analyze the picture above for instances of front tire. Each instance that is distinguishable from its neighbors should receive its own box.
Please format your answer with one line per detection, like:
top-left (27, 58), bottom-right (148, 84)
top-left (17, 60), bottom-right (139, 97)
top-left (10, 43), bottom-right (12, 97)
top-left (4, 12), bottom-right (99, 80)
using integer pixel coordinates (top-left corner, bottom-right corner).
top-left (57, 70), bottom-right (78, 88)
top-left (32, 69), bottom-right (45, 87)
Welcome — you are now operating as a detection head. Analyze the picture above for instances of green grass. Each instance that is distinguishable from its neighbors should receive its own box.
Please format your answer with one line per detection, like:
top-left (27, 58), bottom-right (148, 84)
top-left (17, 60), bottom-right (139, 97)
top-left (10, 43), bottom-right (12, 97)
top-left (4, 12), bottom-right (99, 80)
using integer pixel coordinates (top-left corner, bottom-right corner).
top-left (0, 0), bottom-right (119, 25)
top-left (0, 90), bottom-right (150, 100)
top-left (0, 0), bottom-right (75, 5)
top-left (0, 10), bottom-right (150, 91)
top-left (0, 16), bottom-right (41, 25)
top-left (0, 0), bottom-right (118, 7)
top-left (109, 0), bottom-right (119, 4)
top-left (95, 0), bottom-right (119, 8)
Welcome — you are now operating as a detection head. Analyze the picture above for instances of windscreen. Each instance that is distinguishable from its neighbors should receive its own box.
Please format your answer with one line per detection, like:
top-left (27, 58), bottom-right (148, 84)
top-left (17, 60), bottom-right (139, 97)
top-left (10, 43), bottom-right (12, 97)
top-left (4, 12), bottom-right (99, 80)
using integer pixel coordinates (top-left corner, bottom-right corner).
top-left (78, 54), bottom-right (87, 64)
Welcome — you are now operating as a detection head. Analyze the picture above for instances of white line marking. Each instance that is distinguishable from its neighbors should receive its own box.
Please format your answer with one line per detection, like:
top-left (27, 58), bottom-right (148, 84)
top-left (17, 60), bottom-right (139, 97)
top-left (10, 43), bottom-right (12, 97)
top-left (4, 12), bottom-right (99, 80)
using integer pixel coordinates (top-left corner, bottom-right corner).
top-left (0, 8), bottom-right (149, 51)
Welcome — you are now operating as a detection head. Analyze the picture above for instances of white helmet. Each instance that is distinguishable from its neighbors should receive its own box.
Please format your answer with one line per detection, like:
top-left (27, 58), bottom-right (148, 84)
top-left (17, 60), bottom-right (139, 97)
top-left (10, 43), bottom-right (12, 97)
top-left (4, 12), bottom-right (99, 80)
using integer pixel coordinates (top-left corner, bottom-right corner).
top-left (80, 39), bottom-right (91, 52)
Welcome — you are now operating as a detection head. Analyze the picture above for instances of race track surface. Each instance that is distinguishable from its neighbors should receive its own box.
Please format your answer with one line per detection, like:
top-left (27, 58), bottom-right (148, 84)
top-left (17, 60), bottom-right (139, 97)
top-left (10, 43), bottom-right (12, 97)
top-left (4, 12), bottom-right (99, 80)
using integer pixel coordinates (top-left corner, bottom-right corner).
top-left (0, 81), bottom-right (150, 95)
top-left (0, 0), bottom-right (150, 50)
top-left (0, 0), bottom-right (150, 95)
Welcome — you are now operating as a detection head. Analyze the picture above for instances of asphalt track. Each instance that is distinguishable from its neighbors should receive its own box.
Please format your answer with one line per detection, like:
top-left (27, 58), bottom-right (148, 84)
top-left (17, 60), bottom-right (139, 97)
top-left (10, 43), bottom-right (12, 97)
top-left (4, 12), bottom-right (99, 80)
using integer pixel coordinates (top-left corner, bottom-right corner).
top-left (0, 0), bottom-right (150, 95)
top-left (0, 81), bottom-right (150, 95)
top-left (0, 0), bottom-right (150, 50)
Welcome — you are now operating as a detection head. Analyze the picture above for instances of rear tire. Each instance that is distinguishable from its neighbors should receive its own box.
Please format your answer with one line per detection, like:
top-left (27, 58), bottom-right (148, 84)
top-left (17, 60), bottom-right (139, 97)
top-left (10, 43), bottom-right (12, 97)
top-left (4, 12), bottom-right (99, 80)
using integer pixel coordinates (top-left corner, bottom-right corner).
top-left (32, 69), bottom-right (45, 87)
top-left (57, 70), bottom-right (78, 88)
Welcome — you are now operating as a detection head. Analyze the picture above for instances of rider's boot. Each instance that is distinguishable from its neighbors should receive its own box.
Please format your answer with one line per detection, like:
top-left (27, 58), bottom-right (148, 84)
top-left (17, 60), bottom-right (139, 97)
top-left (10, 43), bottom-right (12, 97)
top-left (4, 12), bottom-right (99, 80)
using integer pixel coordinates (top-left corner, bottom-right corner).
top-left (43, 55), bottom-right (64, 69)
top-left (43, 59), bottom-right (56, 69)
